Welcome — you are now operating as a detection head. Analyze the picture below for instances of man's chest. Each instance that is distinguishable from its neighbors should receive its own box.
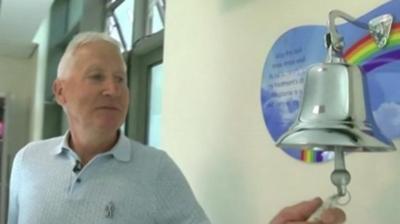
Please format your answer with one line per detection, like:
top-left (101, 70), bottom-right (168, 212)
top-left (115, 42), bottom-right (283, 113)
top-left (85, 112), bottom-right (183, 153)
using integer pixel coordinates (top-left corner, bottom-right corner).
top-left (18, 161), bottom-right (156, 224)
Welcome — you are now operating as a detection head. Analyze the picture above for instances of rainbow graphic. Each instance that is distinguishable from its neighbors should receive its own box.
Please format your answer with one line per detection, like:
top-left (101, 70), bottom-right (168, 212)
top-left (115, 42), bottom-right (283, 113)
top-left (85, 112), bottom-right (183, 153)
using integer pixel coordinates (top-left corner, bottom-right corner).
top-left (300, 149), bottom-right (324, 163)
top-left (344, 23), bottom-right (400, 66)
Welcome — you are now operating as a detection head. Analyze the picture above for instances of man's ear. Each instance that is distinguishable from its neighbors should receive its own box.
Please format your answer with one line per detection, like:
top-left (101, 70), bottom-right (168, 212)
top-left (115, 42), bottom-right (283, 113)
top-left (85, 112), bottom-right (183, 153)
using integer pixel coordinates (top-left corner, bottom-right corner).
top-left (53, 79), bottom-right (66, 106)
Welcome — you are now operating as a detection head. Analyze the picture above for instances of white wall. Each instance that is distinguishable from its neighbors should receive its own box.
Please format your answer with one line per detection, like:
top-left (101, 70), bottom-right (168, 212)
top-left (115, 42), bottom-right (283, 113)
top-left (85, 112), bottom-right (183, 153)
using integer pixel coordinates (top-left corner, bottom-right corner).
top-left (163, 0), bottom-right (400, 223)
top-left (0, 55), bottom-right (36, 156)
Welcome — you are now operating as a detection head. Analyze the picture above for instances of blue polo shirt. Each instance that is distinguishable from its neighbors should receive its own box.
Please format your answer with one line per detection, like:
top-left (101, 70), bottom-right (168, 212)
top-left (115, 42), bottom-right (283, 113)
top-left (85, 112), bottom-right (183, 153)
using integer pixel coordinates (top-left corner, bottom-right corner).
top-left (7, 133), bottom-right (211, 224)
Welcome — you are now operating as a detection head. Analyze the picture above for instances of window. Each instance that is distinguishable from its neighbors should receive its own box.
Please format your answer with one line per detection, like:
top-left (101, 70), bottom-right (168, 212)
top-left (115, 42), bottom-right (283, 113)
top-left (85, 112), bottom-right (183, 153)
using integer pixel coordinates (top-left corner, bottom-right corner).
top-left (147, 0), bottom-right (165, 34)
top-left (107, 0), bottom-right (166, 148)
top-left (147, 63), bottom-right (164, 148)
top-left (106, 0), bottom-right (135, 51)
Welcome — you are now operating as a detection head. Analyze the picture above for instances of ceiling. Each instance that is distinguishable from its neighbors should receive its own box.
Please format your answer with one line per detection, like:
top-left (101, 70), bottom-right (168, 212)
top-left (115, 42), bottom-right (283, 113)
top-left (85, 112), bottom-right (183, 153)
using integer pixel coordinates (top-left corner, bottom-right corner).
top-left (0, 0), bottom-right (54, 58)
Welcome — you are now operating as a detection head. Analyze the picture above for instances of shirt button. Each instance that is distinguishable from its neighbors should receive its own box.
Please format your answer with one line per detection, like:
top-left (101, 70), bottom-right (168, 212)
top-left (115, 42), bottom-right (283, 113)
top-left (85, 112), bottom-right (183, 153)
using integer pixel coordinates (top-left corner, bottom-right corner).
top-left (77, 178), bottom-right (82, 183)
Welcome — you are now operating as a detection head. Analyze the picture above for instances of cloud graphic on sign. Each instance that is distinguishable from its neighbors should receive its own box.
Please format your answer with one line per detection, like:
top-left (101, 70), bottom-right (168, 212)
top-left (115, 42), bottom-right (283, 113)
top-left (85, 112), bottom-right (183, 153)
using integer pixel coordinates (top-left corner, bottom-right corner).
top-left (373, 102), bottom-right (400, 139)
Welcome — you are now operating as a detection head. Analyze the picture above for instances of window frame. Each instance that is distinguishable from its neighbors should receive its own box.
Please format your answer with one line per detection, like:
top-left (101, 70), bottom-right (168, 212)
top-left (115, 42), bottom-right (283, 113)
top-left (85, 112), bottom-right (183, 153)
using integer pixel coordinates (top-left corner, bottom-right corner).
top-left (126, 30), bottom-right (163, 144)
top-left (109, 0), bottom-right (165, 144)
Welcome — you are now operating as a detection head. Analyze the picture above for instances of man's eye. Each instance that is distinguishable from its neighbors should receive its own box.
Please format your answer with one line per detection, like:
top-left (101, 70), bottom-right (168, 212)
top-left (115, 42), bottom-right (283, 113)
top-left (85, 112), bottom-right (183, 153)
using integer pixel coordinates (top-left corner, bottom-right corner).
top-left (116, 76), bottom-right (125, 83)
top-left (89, 74), bottom-right (104, 81)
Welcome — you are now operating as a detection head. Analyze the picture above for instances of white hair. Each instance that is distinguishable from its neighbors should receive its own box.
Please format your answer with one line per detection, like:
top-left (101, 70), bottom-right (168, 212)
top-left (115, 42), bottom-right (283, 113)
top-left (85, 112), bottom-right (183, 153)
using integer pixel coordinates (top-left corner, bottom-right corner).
top-left (57, 32), bottom-right (122, 79)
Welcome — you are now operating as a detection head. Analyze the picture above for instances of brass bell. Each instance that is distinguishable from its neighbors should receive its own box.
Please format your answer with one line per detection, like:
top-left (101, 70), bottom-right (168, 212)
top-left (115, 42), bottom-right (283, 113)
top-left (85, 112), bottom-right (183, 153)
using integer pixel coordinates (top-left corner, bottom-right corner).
top-left (276, 10), bottom-right (395, 197)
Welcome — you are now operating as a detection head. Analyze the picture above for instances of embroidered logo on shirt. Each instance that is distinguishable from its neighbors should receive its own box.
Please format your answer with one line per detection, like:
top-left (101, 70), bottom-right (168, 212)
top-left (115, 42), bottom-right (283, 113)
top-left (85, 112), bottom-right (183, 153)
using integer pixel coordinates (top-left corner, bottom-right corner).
top-left (105, 201), bottom-right (115, 218)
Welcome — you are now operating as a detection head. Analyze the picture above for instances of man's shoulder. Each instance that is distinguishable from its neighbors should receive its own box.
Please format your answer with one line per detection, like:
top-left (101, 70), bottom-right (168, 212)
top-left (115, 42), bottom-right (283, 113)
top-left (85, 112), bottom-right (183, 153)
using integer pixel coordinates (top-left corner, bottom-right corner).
top-left (125, 137), bottom-right (171, 168)
top-left (18, 136), bottom-right (64, 156)
top-left (26, 136), bottom-right (63, 148)
top-left (128, 138), bottom-right (167, 158)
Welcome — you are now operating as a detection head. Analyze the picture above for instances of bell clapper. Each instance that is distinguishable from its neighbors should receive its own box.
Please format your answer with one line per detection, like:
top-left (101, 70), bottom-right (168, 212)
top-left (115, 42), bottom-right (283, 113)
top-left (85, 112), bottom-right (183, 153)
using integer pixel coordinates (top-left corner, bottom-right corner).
top-left (331, 146), bottom-right (351, 197)
top-left (308, 146), bottom-right (352, 221)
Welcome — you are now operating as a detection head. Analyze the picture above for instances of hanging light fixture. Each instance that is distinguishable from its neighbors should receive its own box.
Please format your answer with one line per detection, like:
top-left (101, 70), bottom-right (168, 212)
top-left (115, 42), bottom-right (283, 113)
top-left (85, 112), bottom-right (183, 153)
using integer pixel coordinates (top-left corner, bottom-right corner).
top-left (276, 10), bottom-right (396, 202)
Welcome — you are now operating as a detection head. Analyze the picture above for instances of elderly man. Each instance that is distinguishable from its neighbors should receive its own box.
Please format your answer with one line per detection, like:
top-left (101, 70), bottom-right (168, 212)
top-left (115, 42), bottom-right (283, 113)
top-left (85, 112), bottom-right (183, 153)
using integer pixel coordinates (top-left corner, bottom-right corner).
top-left (8, 32), bottom-right (210, 224)
top-left (7, 32), bottom-right (345, 224)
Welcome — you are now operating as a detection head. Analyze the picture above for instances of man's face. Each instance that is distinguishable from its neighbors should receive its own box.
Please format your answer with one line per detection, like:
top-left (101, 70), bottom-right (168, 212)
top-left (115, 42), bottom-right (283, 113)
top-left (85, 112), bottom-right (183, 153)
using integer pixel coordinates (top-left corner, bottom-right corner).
top-left (54, 41), bottom-right (129, 132)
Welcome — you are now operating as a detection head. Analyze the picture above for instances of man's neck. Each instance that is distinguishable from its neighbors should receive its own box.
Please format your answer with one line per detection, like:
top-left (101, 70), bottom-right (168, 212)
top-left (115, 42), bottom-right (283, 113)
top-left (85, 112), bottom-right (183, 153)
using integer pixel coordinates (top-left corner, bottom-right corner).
top-left (68, 128), bottom-right (119, 165)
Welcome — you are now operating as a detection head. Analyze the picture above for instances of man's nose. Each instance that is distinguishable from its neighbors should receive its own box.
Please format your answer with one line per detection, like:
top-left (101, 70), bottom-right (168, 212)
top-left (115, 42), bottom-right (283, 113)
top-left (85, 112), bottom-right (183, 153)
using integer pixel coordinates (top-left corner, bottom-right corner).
top-left (102, 79), bottom-right (120, 96)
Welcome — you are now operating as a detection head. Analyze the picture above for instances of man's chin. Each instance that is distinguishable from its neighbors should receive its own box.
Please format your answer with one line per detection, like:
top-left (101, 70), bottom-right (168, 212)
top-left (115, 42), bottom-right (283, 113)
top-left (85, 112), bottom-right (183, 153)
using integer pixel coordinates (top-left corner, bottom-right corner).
top-left (95, 120), bottom-right (124, 132)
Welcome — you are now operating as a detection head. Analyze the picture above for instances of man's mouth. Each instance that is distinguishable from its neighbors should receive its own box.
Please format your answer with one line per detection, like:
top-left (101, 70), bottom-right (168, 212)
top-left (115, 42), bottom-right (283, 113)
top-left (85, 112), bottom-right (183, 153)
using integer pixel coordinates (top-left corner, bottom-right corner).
top-left (97, 106), bottom-right (120, 111)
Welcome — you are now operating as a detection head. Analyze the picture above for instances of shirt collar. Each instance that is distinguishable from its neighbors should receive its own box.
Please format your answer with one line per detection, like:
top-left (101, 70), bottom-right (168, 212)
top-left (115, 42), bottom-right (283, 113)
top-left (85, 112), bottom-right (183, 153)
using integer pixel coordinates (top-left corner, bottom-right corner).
top-left (53, 130), bottom-right (131, 162)
top-left (52, 132), bottom-right (69, 156)
top-left (103, 133), bottom-right (131, 162)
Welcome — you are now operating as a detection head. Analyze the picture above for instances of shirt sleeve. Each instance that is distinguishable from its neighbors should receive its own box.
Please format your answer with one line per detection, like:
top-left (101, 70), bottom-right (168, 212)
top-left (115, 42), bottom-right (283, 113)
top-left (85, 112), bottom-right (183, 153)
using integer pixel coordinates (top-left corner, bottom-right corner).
top-left (7, 148), bottom-right (24, 224)
top-left (154, 152), bottom-right (211, 224)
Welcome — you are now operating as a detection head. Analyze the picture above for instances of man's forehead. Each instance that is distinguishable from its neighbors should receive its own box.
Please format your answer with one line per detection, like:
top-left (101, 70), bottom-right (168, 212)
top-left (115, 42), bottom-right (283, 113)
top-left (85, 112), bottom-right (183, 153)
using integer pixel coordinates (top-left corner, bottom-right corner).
top-left (70, 43), bottom-right (126, 67)
top-left (74, 41), bottom-right (114, 54)
top-left (84, 64), bottom-right (127, 73)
